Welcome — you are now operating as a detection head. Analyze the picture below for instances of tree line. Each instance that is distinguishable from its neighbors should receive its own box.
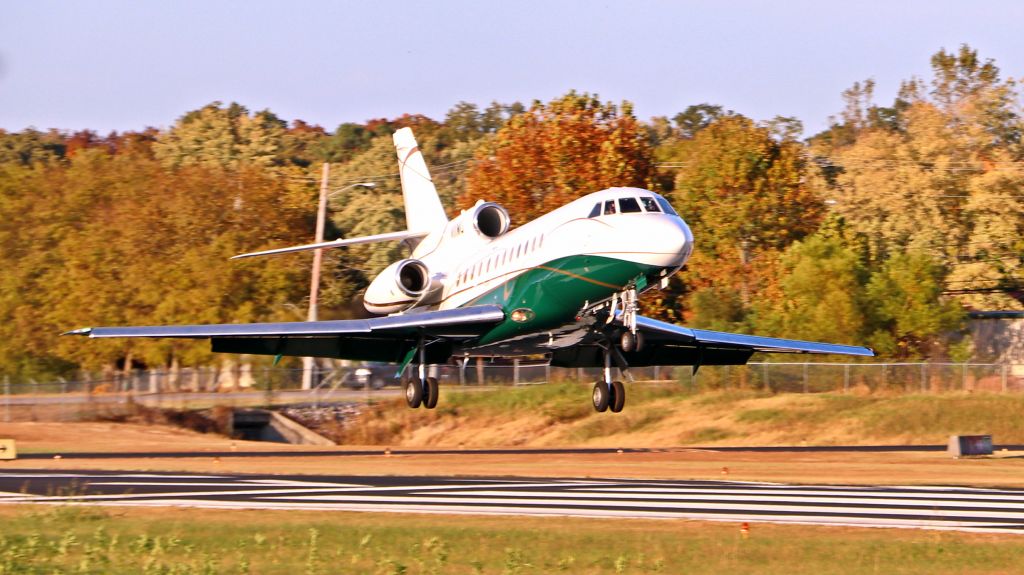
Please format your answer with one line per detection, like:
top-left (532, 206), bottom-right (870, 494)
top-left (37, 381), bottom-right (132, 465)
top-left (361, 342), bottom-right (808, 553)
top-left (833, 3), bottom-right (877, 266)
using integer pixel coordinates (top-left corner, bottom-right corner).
top-left (1, 45), bottom-right (1020, 380)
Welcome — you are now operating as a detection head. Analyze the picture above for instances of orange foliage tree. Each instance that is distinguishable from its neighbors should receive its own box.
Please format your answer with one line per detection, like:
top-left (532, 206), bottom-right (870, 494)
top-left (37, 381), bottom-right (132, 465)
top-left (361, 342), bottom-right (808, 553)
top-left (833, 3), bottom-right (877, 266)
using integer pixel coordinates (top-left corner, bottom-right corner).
top-left (460, 92), bottom-right (656, 222)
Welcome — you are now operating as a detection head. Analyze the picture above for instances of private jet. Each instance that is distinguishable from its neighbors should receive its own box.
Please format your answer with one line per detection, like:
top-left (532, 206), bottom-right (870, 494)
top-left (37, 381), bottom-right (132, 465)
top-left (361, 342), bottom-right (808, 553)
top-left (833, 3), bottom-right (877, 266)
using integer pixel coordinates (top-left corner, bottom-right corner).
top-left (68, 128), bottom-right (873, 412)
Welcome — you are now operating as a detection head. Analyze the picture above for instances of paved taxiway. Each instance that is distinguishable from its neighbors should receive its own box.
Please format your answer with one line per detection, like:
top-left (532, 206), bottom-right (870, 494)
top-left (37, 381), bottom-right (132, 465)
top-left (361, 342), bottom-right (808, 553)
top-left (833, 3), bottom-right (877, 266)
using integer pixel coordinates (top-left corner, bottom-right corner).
top-left (2, 470), bottom-right (1023, 534)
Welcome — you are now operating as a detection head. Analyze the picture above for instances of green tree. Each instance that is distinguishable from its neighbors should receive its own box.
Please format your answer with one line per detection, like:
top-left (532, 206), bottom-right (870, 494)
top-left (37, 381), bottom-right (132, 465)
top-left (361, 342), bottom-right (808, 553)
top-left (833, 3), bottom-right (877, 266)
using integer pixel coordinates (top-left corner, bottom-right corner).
top-left (751, 232), bottom-right (870, 345)
top-left (866, 252), bottom-right (965, 358)
top-left (153, 102), bottom-right (289, 169)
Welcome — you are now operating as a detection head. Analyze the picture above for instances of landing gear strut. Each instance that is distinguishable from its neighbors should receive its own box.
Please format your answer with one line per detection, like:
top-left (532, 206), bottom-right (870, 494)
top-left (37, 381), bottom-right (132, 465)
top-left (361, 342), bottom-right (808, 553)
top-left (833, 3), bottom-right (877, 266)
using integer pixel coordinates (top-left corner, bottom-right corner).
top-left (608, 286), bottom-right (643, 353)
top-left (405, 335), bottom-right (439, 409)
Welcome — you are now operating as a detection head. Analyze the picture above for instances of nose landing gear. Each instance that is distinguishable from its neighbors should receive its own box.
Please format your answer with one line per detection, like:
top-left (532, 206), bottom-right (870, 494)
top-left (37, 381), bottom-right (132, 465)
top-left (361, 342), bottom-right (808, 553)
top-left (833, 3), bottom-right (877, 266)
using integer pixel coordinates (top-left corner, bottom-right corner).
top-left (592, 343), bottom-right (626, 413)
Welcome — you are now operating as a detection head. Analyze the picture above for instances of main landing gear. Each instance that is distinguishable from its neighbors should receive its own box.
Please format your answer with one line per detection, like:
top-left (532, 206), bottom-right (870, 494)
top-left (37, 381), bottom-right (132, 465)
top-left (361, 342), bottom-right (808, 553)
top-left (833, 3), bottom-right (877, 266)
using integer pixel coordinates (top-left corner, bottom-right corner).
top-left (405, 334), bottom-right (439, 409)
top-left (405, 376), bottom-right (438, 409)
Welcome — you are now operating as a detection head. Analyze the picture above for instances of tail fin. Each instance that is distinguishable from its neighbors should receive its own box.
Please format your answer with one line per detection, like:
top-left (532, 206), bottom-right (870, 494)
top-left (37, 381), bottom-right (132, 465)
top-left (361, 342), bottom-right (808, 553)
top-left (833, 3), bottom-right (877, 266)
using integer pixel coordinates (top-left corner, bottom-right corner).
top-left (393, 128), bottom-right (448, 232)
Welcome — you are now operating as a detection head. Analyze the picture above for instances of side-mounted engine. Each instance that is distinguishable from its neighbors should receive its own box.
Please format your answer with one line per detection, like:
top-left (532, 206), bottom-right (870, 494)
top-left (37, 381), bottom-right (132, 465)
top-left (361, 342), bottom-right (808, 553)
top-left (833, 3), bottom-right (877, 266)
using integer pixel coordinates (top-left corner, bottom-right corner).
top-left (363, 258), bottom-right (444, 315)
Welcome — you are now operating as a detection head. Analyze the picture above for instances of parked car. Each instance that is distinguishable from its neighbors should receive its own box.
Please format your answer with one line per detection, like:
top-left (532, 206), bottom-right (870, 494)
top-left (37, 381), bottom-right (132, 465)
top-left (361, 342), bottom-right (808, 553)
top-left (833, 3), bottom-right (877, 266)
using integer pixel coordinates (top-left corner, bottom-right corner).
top-left (340, 363), bottom-right (396, 389)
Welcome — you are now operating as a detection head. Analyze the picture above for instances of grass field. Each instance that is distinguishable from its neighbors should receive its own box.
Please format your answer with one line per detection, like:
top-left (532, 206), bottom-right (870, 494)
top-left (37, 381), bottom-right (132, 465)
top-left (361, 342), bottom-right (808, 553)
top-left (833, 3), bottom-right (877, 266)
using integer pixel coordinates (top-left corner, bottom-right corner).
top-left (2, 504), bottom-right (1024, 574)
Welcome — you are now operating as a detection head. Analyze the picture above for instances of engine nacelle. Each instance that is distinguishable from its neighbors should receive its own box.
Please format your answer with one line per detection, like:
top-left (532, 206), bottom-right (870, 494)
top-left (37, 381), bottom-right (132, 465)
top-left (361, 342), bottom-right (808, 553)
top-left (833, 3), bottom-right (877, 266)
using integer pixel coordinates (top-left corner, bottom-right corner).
top-left (470, 202), bottom-right (510, 239)
top-left (363, 259), bottom-right (443, 315)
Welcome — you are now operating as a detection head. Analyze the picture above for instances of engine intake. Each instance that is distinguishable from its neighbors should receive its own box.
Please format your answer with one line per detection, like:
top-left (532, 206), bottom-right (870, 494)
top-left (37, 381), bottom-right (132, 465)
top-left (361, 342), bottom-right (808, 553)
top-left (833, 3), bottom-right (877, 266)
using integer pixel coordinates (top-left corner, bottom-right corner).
top-left (396, 259), bottom-right (430, 297)
top-left (364, 258), bottom-right (443, 315)
top-left (472, 202), bottom-right (510, 239)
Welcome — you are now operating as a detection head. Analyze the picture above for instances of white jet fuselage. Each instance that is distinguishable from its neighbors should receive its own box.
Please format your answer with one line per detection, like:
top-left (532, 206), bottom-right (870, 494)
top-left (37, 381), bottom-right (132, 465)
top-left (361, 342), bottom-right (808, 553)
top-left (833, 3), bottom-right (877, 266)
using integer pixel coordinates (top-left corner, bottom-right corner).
top-left (364, 187), bottom-right (694, 343)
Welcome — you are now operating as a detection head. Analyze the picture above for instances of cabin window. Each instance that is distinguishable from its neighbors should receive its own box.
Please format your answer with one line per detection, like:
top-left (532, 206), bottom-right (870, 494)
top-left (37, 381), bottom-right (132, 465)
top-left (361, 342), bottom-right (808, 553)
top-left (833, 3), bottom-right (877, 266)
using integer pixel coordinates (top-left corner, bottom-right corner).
top-left (641, 197), bottom-right (660, 212)
top-left (619, 197), bottom-right (642, 213)
top-left (655, 196), bottom-right (678, 216)
top-left (603, 199), bottom-right (617, 215)
top-left (588, 203), bottom-right (601, 218)
top-left (538, 234), bottom-right (544, 248)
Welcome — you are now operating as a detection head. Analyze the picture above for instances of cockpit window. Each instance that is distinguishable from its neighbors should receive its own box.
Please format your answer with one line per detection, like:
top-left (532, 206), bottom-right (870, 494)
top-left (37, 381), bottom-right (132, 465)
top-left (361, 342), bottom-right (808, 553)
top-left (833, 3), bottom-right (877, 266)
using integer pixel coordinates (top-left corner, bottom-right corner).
top-left (640, 197), bottom-right (660, 212)
top-left (587, 203), bottom-right (601, 218)
top-left (619, 197), bottom-right (642, 213)
top-left (655, 196), bottom-right (678, 216)
top-left (603, 199), bottom-right (617, 215)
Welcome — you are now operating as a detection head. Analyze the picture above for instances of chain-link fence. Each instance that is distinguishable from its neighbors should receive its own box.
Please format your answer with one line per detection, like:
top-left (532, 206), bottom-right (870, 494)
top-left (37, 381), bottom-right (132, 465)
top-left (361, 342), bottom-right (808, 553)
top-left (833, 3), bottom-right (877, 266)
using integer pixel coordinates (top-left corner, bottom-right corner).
top-left (3, 361), bottom-right (1023, 422)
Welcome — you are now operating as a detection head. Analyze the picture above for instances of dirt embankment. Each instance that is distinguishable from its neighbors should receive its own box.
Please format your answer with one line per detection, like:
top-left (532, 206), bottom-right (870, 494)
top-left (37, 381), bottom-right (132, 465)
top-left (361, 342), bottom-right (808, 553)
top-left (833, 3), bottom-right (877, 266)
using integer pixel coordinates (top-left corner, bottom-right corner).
top-left (328, 385), bottom-right (1024, 449)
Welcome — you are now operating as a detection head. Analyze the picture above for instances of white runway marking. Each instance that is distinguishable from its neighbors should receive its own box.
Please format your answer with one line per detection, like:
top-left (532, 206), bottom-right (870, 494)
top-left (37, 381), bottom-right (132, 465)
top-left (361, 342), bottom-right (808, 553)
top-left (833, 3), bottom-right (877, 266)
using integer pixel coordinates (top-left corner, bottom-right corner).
top-left (3, 471), bottom-right (1023, 534)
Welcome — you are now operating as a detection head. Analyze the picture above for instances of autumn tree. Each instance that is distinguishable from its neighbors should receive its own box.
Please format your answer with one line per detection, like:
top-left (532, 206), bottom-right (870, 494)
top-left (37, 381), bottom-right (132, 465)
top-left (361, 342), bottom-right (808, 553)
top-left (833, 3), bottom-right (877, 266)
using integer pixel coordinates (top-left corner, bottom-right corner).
top-left (461, 91), bottom-right (656, 222)
top-left (664, 114), bottom-right (823, 330)
top-left (810, 44), bottom-right (1024, 310)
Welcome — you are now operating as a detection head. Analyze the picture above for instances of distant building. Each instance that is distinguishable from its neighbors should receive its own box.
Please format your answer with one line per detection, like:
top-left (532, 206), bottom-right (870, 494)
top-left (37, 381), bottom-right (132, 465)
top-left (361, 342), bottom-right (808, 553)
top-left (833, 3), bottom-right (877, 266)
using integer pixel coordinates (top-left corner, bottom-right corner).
top-left (969, 312), bottom-right (1024, 370)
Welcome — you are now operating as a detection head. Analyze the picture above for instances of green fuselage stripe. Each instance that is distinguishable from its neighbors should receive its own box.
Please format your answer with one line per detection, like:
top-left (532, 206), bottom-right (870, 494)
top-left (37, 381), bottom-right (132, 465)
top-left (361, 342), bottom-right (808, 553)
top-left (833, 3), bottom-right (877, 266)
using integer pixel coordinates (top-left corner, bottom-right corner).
top-left (464, 254), bottom-right (663, 345)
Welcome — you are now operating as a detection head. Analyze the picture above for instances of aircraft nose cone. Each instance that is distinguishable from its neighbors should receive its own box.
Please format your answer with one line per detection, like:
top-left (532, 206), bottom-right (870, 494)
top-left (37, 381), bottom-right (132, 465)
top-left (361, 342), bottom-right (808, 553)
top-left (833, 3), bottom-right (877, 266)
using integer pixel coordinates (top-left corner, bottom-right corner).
top-left (631, 214), bottom-right (693, 269)
top-left (677, 217), bottom-right (694, 264)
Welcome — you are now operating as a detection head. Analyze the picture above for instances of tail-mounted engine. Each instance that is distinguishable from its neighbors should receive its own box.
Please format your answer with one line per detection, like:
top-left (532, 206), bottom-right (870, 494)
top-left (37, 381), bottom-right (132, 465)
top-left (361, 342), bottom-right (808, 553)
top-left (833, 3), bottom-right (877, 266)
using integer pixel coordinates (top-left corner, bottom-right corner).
top-left (364, 258), bottom-right (444, 315)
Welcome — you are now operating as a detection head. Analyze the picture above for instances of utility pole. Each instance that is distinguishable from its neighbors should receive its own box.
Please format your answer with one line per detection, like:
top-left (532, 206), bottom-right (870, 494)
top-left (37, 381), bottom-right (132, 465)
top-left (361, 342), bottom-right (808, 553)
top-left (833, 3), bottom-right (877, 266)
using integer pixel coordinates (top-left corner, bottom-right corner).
top-left (3, 374), bottom-right (9, 423)
top-left (301, 163), bottom-right (331, 391)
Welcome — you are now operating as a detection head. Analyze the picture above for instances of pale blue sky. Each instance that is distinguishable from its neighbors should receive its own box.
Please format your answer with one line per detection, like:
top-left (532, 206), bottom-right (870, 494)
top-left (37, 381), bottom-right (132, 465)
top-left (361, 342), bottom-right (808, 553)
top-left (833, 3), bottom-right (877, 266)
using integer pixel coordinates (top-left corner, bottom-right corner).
top-left (2, 1), bottom-right (1022, 136)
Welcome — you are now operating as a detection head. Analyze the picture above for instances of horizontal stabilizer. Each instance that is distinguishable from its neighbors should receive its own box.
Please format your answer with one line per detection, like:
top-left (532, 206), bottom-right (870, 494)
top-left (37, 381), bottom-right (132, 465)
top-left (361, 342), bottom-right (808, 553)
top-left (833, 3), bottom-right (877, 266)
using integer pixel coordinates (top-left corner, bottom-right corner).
top-left (231, 230), bottom-right (429, 260)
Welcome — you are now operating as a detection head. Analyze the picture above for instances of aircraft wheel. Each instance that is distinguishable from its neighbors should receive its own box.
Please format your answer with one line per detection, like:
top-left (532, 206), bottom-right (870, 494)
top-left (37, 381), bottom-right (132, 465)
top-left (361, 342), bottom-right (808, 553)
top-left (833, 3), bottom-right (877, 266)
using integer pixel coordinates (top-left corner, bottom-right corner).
top-left (404, 377), bottom-right (423, 408)
top-left (610, 381), bottom-right (625, 413)
top-left (423, 377), bottom-right (439, 409)
top-left (620, 330), bottom-right (644, 353)
top-left (592, 381), bottom-right (610, 412)
top-left (620, 331), bottom-right (635, 353)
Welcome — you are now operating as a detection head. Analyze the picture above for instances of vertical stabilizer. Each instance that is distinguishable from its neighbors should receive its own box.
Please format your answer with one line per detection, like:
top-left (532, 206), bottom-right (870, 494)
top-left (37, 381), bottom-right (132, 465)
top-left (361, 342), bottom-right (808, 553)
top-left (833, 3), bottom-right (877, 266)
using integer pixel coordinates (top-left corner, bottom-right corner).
top-left (393, 128), bottom-right (448, 232)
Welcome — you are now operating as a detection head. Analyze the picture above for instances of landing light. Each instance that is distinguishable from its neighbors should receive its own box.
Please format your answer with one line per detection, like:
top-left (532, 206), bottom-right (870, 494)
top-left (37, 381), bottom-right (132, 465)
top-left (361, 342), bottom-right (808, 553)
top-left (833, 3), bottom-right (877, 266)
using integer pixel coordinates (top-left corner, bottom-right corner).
top-left (510, 308), bottom-right (535, 323)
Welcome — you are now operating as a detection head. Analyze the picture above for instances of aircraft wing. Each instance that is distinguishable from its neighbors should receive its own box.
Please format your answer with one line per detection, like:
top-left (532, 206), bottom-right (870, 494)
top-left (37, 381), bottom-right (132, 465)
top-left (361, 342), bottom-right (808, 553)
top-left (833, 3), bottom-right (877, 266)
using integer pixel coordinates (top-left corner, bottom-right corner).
top-left (551, 314), bottom-right (873, 368)
top-left (636, 315), bottom-right (875, 357)
top-left (64, 305), bottom-right (506, 364)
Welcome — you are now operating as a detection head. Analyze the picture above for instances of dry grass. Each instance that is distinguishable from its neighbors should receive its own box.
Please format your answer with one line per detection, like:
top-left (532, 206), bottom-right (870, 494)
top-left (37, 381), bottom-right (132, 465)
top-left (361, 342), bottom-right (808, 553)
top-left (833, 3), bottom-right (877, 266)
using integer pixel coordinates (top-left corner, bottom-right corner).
top-left (2, 505), bottom-right (1024, 574)
top-left (334, 385), bottom-right (1024, 448)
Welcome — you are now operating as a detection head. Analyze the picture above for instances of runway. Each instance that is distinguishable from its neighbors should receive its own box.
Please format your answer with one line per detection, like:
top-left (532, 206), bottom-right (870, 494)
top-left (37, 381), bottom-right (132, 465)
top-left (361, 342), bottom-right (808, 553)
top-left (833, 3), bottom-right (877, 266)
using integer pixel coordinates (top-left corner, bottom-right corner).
top-left (2, 470), bottom-right (1023, 534)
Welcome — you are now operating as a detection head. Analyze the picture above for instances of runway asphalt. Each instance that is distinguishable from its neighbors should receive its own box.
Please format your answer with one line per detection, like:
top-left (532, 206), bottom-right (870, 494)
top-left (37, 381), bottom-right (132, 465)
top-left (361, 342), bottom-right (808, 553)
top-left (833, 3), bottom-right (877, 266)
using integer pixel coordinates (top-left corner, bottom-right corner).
top-left (2, 469), bottom-right (1023, 534)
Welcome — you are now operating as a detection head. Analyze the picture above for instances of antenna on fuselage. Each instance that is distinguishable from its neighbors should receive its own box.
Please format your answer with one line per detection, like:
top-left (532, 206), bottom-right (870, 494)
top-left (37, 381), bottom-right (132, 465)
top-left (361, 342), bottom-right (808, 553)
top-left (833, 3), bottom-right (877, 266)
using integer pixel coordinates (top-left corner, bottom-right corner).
top-left (393, 128), bottom-right (449, 232)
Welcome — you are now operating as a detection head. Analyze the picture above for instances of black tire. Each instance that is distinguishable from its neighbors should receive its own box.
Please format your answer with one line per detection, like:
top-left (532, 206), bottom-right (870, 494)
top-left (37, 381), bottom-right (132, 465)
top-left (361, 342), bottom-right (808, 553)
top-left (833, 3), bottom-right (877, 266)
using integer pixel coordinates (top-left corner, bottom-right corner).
top-left (592, 381), bottom-right (610, 412)
top-left (634, 330), bottom-right (644, 352)
top-left (424, 377), bottom-right (439, 409)
top-left (620, 330), bottom-right (636, 353)
top-left (404, 377), bottom-right (423, 408)
top-left (610, 381), bottom-right (625, 413)
top-left (370, 378), bottom-right (386, 390)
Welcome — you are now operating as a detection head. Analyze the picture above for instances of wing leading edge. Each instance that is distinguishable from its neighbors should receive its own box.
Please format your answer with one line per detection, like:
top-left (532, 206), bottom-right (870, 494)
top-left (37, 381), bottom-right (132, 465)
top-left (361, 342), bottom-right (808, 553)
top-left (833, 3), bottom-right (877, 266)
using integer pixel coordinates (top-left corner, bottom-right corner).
top-left (65, 305), bottom-right (506, 364)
